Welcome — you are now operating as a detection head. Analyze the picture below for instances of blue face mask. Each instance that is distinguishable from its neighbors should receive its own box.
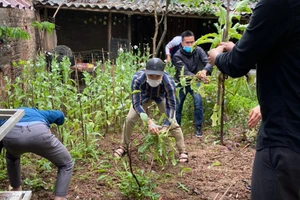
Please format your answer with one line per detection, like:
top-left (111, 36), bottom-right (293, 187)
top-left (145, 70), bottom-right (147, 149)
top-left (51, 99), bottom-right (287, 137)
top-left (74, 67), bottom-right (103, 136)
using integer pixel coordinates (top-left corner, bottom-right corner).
top-left (183, 46), bottom-right (192, 53)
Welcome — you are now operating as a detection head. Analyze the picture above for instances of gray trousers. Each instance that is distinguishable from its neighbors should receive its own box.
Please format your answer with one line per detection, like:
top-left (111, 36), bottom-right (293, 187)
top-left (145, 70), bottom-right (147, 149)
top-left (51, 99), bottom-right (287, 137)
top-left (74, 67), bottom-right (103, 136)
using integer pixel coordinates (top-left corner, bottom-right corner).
top-left (121, 100), bottom-right (186, 153)
top-left (2, 123), bottom-right (74, 197)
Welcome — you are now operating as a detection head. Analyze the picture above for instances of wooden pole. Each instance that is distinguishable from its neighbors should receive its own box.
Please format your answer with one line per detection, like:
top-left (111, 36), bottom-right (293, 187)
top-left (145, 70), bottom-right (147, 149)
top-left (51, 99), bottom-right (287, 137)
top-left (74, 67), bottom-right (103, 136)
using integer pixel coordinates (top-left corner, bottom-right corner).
top-left (219, 0), bottom-right (230, 145)
top-left (53, 0), bottom-right (64, 18)
top-left (108, 12), bottom-right (112, 59)
top-left (127, 14), bottom-right (131, 49)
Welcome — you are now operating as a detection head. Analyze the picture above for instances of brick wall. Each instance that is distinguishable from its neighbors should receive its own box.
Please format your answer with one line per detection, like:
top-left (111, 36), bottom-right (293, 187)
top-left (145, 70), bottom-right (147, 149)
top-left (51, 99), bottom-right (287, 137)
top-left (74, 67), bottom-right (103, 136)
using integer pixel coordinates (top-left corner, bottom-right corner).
top-left (0, 7), bottom-right (37, 96)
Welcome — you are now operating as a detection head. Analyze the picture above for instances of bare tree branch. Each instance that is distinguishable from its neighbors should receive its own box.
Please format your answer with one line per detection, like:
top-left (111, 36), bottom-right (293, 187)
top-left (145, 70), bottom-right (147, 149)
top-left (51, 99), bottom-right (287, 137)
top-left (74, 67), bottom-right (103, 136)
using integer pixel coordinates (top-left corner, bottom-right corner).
top-left (155, 0), bottom-right (170, 57)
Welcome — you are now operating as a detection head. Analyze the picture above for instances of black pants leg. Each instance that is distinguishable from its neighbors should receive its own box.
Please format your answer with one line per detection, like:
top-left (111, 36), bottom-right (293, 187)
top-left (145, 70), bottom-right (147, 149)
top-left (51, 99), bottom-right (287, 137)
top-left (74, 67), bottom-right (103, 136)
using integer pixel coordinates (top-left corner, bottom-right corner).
top-left (251, 147), bottom-right (300, 200)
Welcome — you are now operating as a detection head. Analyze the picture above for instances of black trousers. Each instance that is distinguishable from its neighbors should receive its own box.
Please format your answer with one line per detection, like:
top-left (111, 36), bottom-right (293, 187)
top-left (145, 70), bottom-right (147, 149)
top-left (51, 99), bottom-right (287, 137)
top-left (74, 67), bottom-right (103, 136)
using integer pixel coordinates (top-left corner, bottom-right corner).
top-left (251, 147), bottom-right (300, 200)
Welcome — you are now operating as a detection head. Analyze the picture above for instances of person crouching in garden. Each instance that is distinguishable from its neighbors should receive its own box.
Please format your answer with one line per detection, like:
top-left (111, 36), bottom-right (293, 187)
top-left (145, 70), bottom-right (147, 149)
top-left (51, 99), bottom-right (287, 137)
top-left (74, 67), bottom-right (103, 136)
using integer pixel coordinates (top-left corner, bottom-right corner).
top-left (113, 58), bottom-right (188, 163)
top-left (0, 107), bottom-right (74, 200)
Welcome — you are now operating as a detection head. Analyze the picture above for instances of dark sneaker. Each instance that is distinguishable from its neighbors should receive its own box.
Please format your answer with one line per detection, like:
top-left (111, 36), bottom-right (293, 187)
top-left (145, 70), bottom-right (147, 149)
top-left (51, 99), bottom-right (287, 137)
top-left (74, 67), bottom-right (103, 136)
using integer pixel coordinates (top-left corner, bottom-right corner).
top-left (195, 127), bottom-right (203, 138)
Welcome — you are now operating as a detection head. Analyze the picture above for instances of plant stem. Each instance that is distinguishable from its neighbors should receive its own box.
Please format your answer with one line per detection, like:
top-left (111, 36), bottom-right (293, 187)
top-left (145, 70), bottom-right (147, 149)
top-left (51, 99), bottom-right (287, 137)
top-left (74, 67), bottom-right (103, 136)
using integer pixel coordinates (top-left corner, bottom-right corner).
top-left (127, 143), bottom-right (141, 190)
top-left (218, 0), bottom-right (230, 145)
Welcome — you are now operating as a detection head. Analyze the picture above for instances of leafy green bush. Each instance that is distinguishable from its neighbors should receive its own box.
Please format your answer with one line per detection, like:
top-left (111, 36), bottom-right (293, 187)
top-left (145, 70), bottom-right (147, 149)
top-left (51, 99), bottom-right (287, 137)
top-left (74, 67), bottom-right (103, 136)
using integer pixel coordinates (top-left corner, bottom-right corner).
top-left (0, 26), bottom-right (30, 43)
top-left (138, 131), bottom-right (177, 167)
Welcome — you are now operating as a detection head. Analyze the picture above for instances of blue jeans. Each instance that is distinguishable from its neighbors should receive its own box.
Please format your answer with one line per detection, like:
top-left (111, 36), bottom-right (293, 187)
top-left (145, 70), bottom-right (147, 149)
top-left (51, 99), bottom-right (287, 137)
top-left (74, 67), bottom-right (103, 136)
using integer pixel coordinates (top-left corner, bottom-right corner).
top-left (176, 84), bottom-right (203, 128)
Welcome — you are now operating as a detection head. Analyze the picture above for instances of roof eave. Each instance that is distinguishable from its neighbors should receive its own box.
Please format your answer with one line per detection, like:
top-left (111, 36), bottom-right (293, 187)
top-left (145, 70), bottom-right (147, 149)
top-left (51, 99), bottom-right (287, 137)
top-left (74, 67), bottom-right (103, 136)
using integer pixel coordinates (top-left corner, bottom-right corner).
top-left (34, 4), bottom-right (217, 19)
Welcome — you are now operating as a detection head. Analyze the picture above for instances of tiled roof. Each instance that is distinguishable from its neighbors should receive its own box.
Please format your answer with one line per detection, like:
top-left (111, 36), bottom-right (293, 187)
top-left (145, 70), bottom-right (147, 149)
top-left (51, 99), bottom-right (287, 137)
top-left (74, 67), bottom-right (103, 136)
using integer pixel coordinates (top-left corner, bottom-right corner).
top-left (33, 0), bottom-right (256, 16)
top-left (0, 0), bottom-right (33, 9)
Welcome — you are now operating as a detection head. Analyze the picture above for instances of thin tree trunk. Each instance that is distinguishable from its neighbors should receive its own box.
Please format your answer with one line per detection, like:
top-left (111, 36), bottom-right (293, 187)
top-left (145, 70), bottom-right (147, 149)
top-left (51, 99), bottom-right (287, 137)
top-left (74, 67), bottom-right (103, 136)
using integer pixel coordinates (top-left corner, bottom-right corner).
top-left (218, 0), bottom-right (230, 145)
top-left (152, 0), bottom-right (165, 58)
top-left (155, 0), bottom-right (170, 57)
top-left (152, 0), bottom-right (159, 58)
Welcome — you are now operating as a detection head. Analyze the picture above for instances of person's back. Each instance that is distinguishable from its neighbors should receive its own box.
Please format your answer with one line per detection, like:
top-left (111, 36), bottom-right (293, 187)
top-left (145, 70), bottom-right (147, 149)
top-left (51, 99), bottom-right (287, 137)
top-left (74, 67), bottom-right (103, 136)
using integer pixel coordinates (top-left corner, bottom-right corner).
top-left (256, 0), bottom-right (300, 153)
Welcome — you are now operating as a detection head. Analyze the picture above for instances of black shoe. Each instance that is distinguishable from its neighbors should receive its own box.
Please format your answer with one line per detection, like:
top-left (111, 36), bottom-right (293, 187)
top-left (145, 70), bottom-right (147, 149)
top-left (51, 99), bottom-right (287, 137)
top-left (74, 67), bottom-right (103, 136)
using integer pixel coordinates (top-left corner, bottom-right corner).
top-left (195, 127), bottom-right (203, 138)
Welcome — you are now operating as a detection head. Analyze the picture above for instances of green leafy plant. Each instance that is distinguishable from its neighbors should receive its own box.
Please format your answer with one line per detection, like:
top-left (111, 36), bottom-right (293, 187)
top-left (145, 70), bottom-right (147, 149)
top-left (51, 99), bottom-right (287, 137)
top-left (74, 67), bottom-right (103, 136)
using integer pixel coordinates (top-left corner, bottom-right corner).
top-left (116, 161), bottom-right (160, 200)
top-left (173, 0), bottom-right (218, 15)
top-left (0, 26), bottom-right (30, 43)
top-left (177, 182), bottom-right (190, 193)
top-left (0, 151), bottom-right (6, 182)
top-left (31, 20), bottom-right (55, 34)
top-left (37, 159), bottom-right (52, 173)
top-left (178, 166), bottom-right (192, 177)
top-left (138, 112), bottom-right (177, 167)
top-left (23, 176), bottom-right (48, 190)
top-left (194, 0), bottom-right (252, 49)
top-left (138, 131), bottom-right (177, 167)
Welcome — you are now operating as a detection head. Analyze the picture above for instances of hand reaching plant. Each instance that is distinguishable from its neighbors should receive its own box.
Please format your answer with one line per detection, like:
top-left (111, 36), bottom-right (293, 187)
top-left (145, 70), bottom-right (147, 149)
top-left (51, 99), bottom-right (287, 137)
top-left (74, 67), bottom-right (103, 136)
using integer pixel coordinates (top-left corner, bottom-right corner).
top-left (147, 119), bottom-right (162, 135)
top-left (195, 70), bottom-right (210, 83)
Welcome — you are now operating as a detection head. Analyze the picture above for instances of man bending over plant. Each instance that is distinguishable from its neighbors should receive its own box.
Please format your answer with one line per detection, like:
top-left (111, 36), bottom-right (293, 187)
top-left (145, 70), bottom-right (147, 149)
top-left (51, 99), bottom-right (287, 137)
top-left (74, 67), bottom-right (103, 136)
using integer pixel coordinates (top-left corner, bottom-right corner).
top-left (0, 107), bottom-right (74, 200)
top-left (113, 58), bottom-right (188, 163)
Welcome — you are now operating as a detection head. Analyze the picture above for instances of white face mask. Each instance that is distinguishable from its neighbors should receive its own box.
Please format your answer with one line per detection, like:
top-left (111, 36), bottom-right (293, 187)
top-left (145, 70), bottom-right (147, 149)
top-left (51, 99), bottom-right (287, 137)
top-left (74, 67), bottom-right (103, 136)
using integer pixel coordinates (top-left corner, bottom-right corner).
top-left (147, 78), bottom-right (162, 87)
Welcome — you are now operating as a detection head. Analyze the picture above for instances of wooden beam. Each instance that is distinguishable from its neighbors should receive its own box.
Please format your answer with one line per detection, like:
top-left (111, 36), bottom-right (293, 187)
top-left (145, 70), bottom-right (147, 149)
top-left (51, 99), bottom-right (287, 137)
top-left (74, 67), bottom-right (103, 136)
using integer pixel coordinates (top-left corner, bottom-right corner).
top-left (0, 109), bottom-right (21, 116)
top-left (37, 6), bottom-right (220, 19)
top-left (128, 14), bottom-right (132, 47)
top-left (0, 109), bottom-right (25, 141)
top-left (108, 12), bottom-right (112, 59)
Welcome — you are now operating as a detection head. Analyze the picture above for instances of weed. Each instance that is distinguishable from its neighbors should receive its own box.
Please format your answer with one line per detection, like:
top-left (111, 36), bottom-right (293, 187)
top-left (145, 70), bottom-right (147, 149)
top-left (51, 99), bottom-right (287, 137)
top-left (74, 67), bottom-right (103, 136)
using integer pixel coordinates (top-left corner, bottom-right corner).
top-left (116, 162), bottom-right (160, 200)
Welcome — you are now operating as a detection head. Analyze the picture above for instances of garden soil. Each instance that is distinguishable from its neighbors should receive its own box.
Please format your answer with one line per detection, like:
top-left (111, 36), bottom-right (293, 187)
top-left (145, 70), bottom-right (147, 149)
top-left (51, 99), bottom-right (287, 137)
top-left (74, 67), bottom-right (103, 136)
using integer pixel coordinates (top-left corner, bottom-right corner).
top-left (0, 130), bottom-right (255, 200)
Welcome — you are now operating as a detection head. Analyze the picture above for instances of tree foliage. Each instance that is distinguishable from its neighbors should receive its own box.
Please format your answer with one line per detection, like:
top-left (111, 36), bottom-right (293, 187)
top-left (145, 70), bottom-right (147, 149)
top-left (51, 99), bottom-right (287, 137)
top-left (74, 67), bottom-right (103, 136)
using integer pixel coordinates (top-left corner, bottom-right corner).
top-left (0, 26), bottom-right (30, 43)
top-left (32, 20), bottom-right (55, 34)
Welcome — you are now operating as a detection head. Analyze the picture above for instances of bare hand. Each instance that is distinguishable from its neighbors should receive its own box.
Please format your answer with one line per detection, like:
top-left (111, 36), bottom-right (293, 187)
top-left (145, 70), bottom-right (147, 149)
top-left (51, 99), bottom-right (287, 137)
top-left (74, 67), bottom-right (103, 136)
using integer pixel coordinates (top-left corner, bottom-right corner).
top-left (196, 70), bottom-right (209, 83)
top-left (208, 46), bottom-right (225, 66)
top-left (148, 123), bottom-right (162, 135)
top-left (248, 105), bottom-right (261, 128)
top-left (219, 41), bottom-right (235, 52)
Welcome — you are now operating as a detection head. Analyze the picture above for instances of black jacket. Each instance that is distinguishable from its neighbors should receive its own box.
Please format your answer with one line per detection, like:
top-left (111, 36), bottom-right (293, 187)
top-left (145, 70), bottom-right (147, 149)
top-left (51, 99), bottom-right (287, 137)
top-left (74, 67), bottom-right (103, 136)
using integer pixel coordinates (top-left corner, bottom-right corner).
top-left (216, 0), bottom-right (300, 153)
top-left (172, 46), bottom-right (213, 82)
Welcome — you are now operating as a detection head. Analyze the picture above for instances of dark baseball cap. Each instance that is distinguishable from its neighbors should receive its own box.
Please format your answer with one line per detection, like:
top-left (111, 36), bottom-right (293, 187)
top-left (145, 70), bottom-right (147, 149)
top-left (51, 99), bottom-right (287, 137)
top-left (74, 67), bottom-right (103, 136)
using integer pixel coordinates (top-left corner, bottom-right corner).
top-left (145, 58), bottom-right (165, 76)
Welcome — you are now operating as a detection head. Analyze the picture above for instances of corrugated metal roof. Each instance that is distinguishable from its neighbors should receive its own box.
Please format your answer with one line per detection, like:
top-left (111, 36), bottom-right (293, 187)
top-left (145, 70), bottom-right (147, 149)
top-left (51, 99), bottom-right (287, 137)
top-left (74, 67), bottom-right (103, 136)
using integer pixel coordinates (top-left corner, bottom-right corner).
top-left (33, 0), bottom-right (255, 16)
top-left (0, 0), bottom-right (33, 9)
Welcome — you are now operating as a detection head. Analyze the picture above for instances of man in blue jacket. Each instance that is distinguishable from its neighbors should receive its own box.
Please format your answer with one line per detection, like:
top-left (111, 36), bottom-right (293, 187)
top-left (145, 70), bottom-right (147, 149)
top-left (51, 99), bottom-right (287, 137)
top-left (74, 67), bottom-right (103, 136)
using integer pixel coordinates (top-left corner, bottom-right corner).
top-left (172, 30), bottom-right (213, 137)
top-left (208, 0), bottom-right (300, 199)
top-left (0, 107), bottom-right (74, 200)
